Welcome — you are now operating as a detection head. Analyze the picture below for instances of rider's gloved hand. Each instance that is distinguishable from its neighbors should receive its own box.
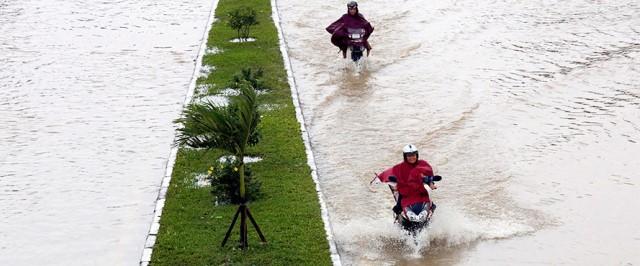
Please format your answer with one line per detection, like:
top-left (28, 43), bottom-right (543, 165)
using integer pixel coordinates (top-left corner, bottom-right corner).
top-left (423, 175), bottom-right (442, 183)
top-left (423, 175), bottom-right (440, 189)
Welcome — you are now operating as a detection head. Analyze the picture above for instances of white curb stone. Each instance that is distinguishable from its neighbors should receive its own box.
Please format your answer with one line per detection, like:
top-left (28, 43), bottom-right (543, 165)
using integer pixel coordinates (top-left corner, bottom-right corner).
top-left (271, 0), bottom-right (342, 265)
top-left (138, 0), bottom-right (219, 264)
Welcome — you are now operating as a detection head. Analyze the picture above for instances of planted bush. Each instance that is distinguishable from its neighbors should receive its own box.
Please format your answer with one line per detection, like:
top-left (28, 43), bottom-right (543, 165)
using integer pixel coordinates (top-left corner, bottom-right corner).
top-left (227, 7), bottom-right (259, 42)
top-left (230, 67), bottom-right (269, 91)
top-left (208, 157), bottom-right (262, 204)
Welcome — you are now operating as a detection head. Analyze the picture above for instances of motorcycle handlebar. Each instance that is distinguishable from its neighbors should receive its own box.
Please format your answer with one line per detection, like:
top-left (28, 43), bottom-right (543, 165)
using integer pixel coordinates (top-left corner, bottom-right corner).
top-left (387, 175), bottom-right (442, 183)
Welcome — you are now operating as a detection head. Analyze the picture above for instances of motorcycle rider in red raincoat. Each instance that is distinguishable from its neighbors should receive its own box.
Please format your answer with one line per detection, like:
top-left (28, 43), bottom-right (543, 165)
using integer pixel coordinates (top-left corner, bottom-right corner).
top-left (325, 1), bottom-right (374, 58)
top-left (378, 144), bottom-right (438, 216)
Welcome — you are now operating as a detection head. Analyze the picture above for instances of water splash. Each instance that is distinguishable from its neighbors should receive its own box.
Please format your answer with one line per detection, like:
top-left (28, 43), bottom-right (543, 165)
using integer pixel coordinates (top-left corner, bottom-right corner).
top-left (333, 205), bottom-right (535, 263)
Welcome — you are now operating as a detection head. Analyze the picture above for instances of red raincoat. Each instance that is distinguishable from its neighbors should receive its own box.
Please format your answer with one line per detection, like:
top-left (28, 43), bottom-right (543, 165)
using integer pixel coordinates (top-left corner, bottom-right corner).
top-left (325, 7), bottom-right (374, 51)
top-left (378, 160), bottom-right (433, 208)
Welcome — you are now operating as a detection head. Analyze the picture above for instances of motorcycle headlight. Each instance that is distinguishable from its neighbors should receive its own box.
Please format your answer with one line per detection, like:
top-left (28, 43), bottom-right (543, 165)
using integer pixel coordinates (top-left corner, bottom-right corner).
top-left (405, 209), bottom-right (420, 222)
top-left (417, 210), bottom-right (429, 222)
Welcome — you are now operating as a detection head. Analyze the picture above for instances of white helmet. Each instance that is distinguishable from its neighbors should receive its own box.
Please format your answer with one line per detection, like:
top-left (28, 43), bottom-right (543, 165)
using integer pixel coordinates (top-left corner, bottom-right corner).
top-left (402, 144), bottom-right (419, 161)
top-left (403, 144), bottom-right (418, 154)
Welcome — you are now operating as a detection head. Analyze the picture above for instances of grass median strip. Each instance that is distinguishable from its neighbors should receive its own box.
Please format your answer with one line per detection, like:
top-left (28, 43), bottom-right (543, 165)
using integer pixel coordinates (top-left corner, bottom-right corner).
top-left (150, 0), bottom-right (333, 265)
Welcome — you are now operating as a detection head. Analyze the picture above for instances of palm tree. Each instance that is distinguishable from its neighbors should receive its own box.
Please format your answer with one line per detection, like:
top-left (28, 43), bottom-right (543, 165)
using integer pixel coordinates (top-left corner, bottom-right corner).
top-left (174, 84), bottom-right (265, 249)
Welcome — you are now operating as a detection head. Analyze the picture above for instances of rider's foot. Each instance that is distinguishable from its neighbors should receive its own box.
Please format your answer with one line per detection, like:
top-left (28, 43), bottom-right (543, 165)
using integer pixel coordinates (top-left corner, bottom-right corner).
top-left (392, 205), bottom-right (402, 215)
top-left (342, 49), bottom-right (347, 59)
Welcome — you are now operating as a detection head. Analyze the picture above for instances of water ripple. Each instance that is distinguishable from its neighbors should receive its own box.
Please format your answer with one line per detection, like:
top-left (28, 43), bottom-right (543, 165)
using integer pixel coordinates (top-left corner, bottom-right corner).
top-left (278, 0), bottom-right (640, 264)
top-left (0, 0), bottom-right (213, 264)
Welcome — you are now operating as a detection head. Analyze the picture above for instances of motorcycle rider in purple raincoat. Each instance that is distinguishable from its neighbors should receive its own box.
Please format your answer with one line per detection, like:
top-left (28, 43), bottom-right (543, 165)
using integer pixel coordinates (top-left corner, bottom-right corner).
top-left (326, 1), bottom-right (374, 58)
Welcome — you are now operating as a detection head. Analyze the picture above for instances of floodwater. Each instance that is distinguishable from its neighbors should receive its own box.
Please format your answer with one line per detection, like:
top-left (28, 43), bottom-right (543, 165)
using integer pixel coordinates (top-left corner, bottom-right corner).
top-left (275, 0), bottom-right (640, 265)
top-left (0, 0), bottom-right (212, 264)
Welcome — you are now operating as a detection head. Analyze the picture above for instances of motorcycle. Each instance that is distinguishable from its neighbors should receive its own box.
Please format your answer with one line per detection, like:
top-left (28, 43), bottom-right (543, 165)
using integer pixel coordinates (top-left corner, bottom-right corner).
top-left (371, 174), bottom-right (442, 235)
top-left (346, 27), bottom-right (367, 62)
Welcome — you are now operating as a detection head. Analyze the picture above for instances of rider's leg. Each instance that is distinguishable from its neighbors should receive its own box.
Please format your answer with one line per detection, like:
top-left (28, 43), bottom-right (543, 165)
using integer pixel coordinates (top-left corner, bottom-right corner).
top-left (331, 35), bottom-right (348, 58)
top-left (392, 195), bottom-right (403, 214)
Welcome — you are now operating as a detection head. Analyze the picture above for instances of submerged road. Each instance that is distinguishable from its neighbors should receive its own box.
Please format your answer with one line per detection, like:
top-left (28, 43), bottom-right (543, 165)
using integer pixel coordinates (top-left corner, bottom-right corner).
top-left (1, 0), bottom-right (213, 264)
top-left (275, 0), bottom-right (640, 264)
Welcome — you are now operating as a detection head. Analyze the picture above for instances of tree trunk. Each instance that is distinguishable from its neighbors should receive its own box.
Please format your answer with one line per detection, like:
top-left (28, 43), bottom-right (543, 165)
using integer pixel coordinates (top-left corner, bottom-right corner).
top-left (239, 160), bottom-right (245, 202)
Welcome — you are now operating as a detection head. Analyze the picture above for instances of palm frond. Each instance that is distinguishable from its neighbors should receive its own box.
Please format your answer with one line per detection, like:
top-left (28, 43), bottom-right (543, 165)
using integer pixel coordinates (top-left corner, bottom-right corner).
top-left (174, 85), bottom-right (260, 157)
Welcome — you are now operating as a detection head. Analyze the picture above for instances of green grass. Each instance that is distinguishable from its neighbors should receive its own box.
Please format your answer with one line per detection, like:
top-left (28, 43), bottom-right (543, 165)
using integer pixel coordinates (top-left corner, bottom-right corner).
top-left (150, 0), bottom-right (332, 265)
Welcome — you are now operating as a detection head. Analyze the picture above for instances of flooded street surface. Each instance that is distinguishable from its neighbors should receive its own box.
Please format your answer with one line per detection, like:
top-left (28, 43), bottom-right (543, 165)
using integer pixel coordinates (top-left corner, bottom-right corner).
top-left (275, 0), bottom-right (640, 264)
top-left (0, 0), bottom-right (212, 264)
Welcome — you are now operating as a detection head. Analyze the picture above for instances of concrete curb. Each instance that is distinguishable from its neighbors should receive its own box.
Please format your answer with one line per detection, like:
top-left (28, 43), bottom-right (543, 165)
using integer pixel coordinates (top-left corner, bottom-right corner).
top-left (139, 0), bottom-right (219, 265)
top-left (271, 1), bottom-right (342, 265)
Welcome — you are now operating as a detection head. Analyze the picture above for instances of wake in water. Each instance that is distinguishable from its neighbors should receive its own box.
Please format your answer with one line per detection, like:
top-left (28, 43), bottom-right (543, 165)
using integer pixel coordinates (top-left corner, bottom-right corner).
top-left (332, 204), bottom-right (536, 263)
top-left (341, 54), bottom-right (368, 74)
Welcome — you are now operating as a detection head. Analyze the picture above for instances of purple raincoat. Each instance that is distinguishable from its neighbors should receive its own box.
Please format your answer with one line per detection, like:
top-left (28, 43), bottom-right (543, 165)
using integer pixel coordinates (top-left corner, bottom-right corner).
top-left (325, 7), bottom-right (374, 51)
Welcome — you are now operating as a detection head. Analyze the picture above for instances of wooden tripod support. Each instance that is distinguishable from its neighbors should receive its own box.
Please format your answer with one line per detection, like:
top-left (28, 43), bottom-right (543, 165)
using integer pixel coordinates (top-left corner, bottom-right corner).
top-left (221, 204), bottom-right (267, 249)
